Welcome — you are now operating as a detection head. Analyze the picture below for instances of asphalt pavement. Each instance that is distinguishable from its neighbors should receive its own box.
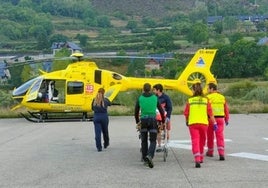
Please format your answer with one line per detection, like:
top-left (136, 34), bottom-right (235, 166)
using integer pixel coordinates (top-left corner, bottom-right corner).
top-left (0, 114), bottom-right (267, 188)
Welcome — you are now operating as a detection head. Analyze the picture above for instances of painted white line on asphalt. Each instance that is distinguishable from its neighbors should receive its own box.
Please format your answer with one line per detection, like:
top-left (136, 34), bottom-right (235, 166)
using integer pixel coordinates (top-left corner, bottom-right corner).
top-left (167, 140), bottom-right (191, 150)
top-left (169, 140), bottom-right (190, 144)
top-left (168, 139), bottom-right (232, 150)
top-left (228, 152), bottom-right (268, 162)
top-left (168, 143), bottom-right (191, 150)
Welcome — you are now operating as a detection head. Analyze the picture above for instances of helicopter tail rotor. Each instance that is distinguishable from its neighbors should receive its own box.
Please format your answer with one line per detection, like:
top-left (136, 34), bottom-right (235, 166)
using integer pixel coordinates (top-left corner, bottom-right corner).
top-left (178, 49), bottom-right (218, 95)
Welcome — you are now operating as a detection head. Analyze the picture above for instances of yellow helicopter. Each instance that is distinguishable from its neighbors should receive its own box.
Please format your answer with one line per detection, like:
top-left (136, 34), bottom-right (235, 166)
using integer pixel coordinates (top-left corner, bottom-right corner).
top-left (11, 49), bottom-right (217, 122)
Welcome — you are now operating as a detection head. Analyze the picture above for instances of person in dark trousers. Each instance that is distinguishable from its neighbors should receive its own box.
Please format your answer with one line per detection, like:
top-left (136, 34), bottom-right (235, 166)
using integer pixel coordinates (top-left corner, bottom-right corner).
top-left (134, 83), bottom-right (165, 168)
top-left (92, 88), bottom-right (111, 152)
top-left (153, 83), bottom-right (173, 152)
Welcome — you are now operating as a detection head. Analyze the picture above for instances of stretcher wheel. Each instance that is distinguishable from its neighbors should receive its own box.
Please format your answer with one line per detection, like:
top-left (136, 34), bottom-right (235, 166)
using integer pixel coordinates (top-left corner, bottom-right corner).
top-left (163, 146), bottom-right (168, 162)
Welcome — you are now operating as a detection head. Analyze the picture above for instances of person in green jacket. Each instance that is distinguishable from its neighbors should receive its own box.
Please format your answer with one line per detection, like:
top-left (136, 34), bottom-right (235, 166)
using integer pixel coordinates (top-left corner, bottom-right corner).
top-left (134, 83), bottom-right (165, 168)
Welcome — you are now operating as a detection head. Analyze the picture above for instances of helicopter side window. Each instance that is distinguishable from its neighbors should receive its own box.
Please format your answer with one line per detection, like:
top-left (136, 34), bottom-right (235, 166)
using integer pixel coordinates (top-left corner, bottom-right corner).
top-left (95, 70), bottom-right (102, 84)
top-left (67, 81), bottom-right (84, 94)
top-left (112, 73), bottom-right (122, 80)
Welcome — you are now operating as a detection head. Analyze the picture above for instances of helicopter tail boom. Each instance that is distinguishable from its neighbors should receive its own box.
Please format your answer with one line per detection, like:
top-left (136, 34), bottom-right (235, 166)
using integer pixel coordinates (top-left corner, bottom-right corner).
top-left (119, 49), bottom-right (217, 96)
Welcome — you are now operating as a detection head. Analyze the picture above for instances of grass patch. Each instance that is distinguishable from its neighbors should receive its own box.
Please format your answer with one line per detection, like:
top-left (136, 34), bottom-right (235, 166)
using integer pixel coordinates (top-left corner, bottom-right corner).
top-left (0, 107), bottom-right (22, 118)
top-left (111, 19), bottom-right (127, 27)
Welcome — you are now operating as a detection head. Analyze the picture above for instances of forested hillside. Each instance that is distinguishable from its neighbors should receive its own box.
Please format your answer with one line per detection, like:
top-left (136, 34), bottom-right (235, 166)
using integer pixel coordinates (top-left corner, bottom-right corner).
top-left (1, 0), bottom-right (268, 82)
top-left (0, 0), bottom-right (268, 54)
top-left (1, 0), bottom-right (268, 114)
top-left (91, 0), bottom-right (193, 18)
top-left (91, 0), bottom-right (268, 18)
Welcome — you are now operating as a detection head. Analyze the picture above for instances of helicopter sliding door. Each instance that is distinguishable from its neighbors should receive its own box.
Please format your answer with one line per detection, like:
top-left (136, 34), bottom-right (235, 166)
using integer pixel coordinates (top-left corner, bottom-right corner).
top-left (65, 81), bottom-right (85, 106)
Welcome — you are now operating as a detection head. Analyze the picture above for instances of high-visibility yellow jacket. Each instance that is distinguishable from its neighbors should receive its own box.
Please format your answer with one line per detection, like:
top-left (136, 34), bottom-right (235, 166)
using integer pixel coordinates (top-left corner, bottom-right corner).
top-left (188, 96), bottom-right (209, 125)
top-left (207, 92), bottom-right (225, 116)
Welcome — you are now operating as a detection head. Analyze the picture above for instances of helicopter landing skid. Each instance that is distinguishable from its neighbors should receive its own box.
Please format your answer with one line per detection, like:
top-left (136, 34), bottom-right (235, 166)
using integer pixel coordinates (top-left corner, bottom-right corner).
top-left (20, 111), bottom-right (93, 123)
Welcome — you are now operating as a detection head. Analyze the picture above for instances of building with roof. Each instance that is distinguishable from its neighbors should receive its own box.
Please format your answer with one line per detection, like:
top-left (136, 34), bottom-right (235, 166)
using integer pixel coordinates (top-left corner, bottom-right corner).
top-left (145, 59), bottom-right (160, 71)
top-left (51, 41), bottom-right (82, 55)
top-left (207, 15), bottom-right (268, 25)
top-left (207, 16), bottom-right (223, 25)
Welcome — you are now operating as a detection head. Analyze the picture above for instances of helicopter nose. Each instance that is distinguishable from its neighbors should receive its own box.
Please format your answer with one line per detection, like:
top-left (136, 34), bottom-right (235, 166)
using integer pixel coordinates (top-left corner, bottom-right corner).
top-left (12, 96), bottom-right (23, 103)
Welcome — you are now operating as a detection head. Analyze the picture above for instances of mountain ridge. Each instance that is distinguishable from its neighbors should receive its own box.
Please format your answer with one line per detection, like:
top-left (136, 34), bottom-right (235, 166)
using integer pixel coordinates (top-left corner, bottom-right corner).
top-left (91, 0), bottom-right (195, 19)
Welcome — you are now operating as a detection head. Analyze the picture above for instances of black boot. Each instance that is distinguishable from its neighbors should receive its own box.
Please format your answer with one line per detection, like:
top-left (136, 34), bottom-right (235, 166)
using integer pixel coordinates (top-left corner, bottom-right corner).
top-left (195, 162), bottom-right (201, 168)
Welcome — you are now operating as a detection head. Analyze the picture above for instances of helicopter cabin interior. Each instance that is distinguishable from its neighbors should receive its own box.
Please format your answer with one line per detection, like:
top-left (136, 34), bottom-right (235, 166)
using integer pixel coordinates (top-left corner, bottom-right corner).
top-left (34, 79), bottom-right (89, 105)
top-left (21, 77), bottom-right (85, 105)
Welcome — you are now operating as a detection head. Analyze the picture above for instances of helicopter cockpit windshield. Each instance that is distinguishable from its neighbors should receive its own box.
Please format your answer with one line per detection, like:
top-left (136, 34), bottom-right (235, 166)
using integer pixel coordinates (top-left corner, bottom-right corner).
top-left (12, 77), bottom-right (42, 97)
top-left (26, 78), bottom-right (44, 102)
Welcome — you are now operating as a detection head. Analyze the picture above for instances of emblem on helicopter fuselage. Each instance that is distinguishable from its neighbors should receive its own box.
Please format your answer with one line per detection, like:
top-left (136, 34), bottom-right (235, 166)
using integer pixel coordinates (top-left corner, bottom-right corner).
top-left (196, 57), bottom-right (205, 67)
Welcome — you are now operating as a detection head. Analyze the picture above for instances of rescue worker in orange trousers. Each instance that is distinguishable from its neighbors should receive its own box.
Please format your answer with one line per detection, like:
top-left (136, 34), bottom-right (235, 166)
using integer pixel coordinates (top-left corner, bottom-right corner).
top-left (206, 83), bottom-right (230, 161)
top-left (183, 82), bottom-right (217, 168)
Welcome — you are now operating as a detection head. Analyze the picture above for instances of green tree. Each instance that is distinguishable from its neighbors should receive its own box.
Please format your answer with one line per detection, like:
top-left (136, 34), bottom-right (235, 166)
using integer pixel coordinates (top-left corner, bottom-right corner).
top-left (240, 20), bottom-right (257, 33)
top-left (186, 22), bottom-right (209, 44)
top-left (36, 32), bottom-right (49, 50)
top-left (0, 21), bottom-right (23, 40)
top-left (142, 17), bottom-right (156, 27)
top-left (8, 65), bottom-right (23, 88)
top-left (21, 65), bottom-right (32, 82)
top-left (29, 25), bottom-right (47, 38)
top-left (34, 14), bottom-right (53, 36)
top-left (223, 16), bottom-right (238, 33)
top-left (171, 22), bottom-right (191, 35)
top-left (49, 34), bottom-right (69, 44)
top-left (213, 20), bottom-right (223, 34)
top-left (212, 41), bottom-right (262, 78)
top-left (257, 46), bottom-right (268, 79)
top-left (255, 21), bottom-right (266, 32)
top-left (231, 40), bottom-right (261, 77)
top-left (229, 32), bottom-right (243, 44)
top-left (97, 16), bottom-right (111, 28)
top-left (161, 59), bottom-right (182, 79)
top-left (212, 44), bottom-right (235, 78)
top-left (127, 59), bottom-right (145, 77)
top-left (83, 8), bottom-right (97, 27)
top-left (188, 2), bottom-right (208, 23)
top-left (18, 0), bottom-right (33, 8)
top-left (0, 90), bottom-right (14, 107)
top-left (152, 32), bottom-right (174, 52)
top-left (126, 20), bottom-right (138, 30)
top-left (75, 34), bottom-right (89, 47)
top-left (113, 50), bottom-right (128, 66)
